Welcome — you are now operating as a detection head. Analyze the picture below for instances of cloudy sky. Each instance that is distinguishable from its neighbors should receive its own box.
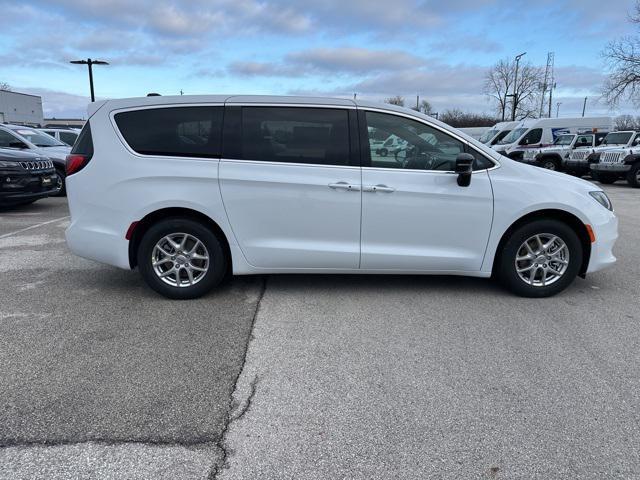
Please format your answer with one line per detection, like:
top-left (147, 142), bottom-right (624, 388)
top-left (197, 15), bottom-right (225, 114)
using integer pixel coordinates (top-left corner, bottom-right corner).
top-left (0, 0), bottom-right (636, 119)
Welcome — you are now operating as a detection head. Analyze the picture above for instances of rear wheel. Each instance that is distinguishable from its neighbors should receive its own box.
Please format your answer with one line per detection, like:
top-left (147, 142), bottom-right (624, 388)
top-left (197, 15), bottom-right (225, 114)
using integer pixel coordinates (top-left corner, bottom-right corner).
top-left (627, 163), bottom-right (640, 188)
top-left (497, 219), bottom-right (582, 298)
top-left (137, 218), bottom-right (227, 299)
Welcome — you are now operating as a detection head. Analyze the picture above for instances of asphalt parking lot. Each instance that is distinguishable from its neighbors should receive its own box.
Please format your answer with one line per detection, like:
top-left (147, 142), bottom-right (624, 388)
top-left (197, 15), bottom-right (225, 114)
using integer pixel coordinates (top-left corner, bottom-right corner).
top-left (0, 183), bottom-right (639, 479)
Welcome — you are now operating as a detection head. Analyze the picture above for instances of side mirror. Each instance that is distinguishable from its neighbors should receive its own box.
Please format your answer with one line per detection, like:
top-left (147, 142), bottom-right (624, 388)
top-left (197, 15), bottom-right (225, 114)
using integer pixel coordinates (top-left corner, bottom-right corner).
top-left (9, 141), bottom-right (28, 149)
top-left (455, 153), bottom-right (474, 187)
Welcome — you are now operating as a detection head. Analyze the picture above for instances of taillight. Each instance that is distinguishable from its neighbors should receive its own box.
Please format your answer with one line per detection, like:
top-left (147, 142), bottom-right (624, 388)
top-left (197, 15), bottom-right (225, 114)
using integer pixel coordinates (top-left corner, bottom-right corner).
top-left (66, 154), bottom-right (90, 175)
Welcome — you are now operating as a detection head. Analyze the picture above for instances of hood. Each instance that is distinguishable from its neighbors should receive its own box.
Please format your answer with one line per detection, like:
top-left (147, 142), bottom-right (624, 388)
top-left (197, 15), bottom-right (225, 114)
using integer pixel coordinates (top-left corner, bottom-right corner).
top-left (32, 145), bottom-right (71, 159)
top-left (0, 148), bottom-right (46, 162)
top-left (494, 156), bottom-right (597, 193)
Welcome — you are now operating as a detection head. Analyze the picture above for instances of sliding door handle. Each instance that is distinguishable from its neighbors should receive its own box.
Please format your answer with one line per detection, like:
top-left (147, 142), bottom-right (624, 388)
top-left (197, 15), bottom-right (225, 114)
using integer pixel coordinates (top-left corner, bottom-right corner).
top-left (329, 182), bottom-right (359, 191)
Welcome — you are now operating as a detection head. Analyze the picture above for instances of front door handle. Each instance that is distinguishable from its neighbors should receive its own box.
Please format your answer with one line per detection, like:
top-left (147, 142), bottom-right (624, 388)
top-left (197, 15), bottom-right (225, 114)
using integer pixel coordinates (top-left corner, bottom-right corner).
top-left (328, 182), bottom-right (360, 191)
top-left (363, 184), bottom-right (395, 193)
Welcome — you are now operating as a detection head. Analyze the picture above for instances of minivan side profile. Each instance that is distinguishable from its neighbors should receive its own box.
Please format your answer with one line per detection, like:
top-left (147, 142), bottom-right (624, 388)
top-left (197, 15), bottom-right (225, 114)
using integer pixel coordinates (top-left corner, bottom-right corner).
top-left (65, 95), bottom-right (617, 299)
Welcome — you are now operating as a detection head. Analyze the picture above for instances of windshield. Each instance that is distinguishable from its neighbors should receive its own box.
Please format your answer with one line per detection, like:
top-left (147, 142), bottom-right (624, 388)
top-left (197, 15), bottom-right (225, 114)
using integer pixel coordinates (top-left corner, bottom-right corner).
top-left (13, 129), bottom-right (66, 147)
top-left (478, 129), bottom-right (499, 144)
top-left (497, 127), bottom-right (527, 145)
top-left (554, 135), bottom-right (575, 146)
top-left (603, 132), bottom-right (633, 145)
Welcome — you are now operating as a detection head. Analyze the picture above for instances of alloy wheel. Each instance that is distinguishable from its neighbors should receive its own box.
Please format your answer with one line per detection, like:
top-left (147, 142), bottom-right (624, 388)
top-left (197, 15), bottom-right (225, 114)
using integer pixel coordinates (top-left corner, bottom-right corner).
top-left (515, 233), bottom-right (569, 287)
top-left (151, 233), bottom-right (210, 287)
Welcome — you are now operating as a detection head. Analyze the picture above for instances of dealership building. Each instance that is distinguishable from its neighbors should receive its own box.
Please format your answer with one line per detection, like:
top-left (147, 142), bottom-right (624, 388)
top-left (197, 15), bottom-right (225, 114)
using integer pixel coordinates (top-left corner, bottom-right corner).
top-left (0, 90), bottom-right (44, 126)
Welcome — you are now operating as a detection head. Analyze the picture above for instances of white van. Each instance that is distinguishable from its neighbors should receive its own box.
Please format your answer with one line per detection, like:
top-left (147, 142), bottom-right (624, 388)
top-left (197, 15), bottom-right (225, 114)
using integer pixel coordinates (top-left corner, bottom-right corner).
top-left (478, 121), bottom-right (520, 146)
top-left (492, 117), bottom-right (614, 160)
top-left (64, 95), bottom-right (617, 299)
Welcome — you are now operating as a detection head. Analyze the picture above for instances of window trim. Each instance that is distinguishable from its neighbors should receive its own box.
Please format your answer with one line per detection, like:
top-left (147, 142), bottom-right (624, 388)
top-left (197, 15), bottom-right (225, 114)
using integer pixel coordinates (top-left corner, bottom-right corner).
top-left (110, 103), bottom-right (226, 161)
top-left (358, 107), bottom-right (499, 173)
top-left (224, 105), bottom-right (359, 167)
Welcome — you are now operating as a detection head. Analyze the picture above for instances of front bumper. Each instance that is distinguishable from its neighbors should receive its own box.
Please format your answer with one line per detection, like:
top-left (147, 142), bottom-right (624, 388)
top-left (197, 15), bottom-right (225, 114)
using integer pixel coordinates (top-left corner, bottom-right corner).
top-left (564, 160), bottom-right (590, 173)
top-left (0, 168), bottom-right (58, 204)
top-left (591, 163), bottom-right (631, 173)
top-left (587, 212), bottom-right (618, 274)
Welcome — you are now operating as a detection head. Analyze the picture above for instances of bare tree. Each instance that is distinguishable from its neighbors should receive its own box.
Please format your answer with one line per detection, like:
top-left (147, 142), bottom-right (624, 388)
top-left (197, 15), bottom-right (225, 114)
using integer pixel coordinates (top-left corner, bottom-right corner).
top-left (384, 95), bottom-right (405, 106)
top-left (417, 99), bottom-right (433, 114)
top-left (0, 82), bottom-right (10, 91)
top-left (615, 114), bottom-right (640, 130)
top-left (602, 2), bottom-right (640, 106)
top-left (439, 109), bottom-right (499, 128)
top-left (484, 59), bottom-right (544, 120)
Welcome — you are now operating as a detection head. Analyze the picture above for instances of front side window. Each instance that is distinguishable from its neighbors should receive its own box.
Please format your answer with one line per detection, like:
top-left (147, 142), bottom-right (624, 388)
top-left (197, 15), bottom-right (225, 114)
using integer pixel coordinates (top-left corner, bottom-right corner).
top-left (114, 106), bottom-right (223, 158)
top-left (520, 128), bottom-right (542, 145)
top-left (240, 107), bottom-right (350, 166)
top-left (574, 135), bottom-right (592, 147)
top-left (364, 111), bottom-right (491, 171)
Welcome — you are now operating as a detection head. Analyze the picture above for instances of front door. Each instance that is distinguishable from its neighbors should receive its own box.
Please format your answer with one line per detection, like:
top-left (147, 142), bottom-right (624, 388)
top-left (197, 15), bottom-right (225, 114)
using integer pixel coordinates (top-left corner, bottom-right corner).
top-left (360, 110), bottom-right (494, 272)
top-left (219, 105), bottom-right (362, 269)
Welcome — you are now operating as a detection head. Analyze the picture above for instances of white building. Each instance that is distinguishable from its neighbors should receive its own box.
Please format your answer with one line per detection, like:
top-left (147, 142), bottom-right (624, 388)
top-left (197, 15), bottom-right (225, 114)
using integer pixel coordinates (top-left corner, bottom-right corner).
top-left (0, 90), bottom-right (44, 126)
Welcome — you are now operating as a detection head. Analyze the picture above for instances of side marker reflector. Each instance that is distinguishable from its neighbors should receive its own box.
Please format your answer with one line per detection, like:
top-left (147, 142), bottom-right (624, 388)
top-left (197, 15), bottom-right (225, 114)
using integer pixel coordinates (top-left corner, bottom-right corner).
top-left (125, 221), bottom-right (139, 240)
top-left (585, 224), bottom-right (596, 243)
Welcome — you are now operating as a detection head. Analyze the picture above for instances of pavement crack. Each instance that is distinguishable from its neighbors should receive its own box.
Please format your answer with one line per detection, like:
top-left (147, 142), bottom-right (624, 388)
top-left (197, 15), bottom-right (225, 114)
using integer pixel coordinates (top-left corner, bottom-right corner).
top-left (208, 276), bottom-right (267, 480)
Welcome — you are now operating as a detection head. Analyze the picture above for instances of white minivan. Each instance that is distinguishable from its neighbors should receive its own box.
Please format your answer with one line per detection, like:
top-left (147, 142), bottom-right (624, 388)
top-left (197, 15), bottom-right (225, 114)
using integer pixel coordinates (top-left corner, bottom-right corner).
top-left (492, 117), bottom-right (614, 160)
top-left (65, 95), bottom-right (617, 299)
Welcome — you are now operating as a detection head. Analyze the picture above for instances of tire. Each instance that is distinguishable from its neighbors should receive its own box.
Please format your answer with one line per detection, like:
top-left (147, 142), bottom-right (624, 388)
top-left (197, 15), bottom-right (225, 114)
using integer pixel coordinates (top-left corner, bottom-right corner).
top-left (51, 168), bottom-right (66, 197)
top-left (540, 158), bottom-right (558, 171)
top-left (593, 172), bottom-right (617, 185)
top-left (137, 218), bottom-right (227, 299)
top-left (627, 163), bottom-right (640, 188)
top-left (379, 148), bottom-right (388, 157)
top-left (497, 219), bottom-right (582, 298)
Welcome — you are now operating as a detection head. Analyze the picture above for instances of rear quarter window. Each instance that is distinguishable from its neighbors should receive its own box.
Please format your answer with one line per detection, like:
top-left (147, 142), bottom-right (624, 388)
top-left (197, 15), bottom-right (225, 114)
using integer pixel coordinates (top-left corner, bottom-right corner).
top-left (114, 106), bottom-right (223, 158)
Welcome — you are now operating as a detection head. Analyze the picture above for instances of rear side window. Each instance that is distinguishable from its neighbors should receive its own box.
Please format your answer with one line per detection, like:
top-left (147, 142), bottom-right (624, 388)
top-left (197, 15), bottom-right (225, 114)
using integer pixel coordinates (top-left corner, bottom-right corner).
top-left (60, 131), bottom-right (78, 146)
top-left (240, 107), bottom-right (350, 166)
top-left (71, 123), bottom-right (94, 158)
top-left (114, 107), bottom-right (223, 158)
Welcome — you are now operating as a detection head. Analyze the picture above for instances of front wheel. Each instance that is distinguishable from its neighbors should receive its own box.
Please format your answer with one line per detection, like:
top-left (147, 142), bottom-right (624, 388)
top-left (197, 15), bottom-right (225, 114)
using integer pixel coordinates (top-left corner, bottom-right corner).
top-left (540, 159), bottom-right (558, 171)
top-left (137, 218), bottom-right (227, 299)
top-left (497, 219), bottom-right (582, 298)
top-left (593, 172), bottom-right (617, 184)
top-left (627, 163), bottom-right (640, 188)
top-left (51, 168), bottom-right (66, 196)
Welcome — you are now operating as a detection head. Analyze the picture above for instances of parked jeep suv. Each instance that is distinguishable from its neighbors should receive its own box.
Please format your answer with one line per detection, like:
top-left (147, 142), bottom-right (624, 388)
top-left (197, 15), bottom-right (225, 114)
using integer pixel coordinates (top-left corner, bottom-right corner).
top-left (565, 131), bottom-right (640, 177)
top-left (589, 148), bottom-right (640, 187)
top-left (65, 95), bottom-right (617, 299)
top-left (0, 125), bottom-right (71, 195)
top-left (522, 132), bottom-right (607, 171)
top-left (0, 149), bottom-right (57, 206)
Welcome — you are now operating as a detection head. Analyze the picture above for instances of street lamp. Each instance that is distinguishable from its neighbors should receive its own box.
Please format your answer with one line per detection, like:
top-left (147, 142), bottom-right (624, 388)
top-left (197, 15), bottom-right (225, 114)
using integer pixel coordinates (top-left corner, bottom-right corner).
top-left (70, 58), bottom-right (109, 102)
top-left (511, 52), bottom-right (526, 121)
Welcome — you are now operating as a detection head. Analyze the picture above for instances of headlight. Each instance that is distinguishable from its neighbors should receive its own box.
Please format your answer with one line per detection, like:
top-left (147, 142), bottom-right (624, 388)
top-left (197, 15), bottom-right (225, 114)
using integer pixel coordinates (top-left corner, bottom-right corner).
top-left (590, 191), bottom-right (613, 211)
top-left (0, 161), bottom-right (19, 168)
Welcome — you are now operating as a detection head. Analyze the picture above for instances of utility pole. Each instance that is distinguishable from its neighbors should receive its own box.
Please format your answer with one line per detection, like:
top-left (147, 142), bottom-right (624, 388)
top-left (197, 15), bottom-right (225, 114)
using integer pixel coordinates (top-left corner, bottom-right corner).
top-left (540, 52), bottom-right (554, 118)
top-left (416, 95), bottom-right (419, 110)
top-left (511, 52), bottom-right (526, 121)
top-left (70, 58), bottom-right (109, 102)
top-left (582, 97), bottom-right (587, 117)
top-left (556, 102), bottom-right (562, 118)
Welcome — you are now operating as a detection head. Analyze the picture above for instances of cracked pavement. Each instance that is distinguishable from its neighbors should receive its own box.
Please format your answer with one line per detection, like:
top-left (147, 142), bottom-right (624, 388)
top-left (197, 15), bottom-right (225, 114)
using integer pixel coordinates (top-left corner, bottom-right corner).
top-left (1, 184), bottom-right (640, 478)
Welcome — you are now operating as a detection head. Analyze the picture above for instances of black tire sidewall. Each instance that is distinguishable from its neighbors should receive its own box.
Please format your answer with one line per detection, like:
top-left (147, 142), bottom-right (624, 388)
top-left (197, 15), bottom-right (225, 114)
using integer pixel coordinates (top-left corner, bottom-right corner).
top-left (627, 163), bottom-right (640, 188)
top-left (541, 159), bottom-right (557, 170)
top-left (498, 219), bottom-right (582, 298)
top-left (137, 218), bottom-right (226, 299)
top-left (52, 168), bottom-right (66, 197)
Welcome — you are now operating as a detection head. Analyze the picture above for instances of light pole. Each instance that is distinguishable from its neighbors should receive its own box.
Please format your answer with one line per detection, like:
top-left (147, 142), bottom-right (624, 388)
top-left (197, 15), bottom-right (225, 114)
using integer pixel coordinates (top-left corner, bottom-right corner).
top-left (70, 58), bottom-right (109, 102)
top-left (511, 52), bottom-right (526, 121)
top-left (582, 97), bottom-right (588, 117)
top-left (556, 102), bottom-right (562, 118)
